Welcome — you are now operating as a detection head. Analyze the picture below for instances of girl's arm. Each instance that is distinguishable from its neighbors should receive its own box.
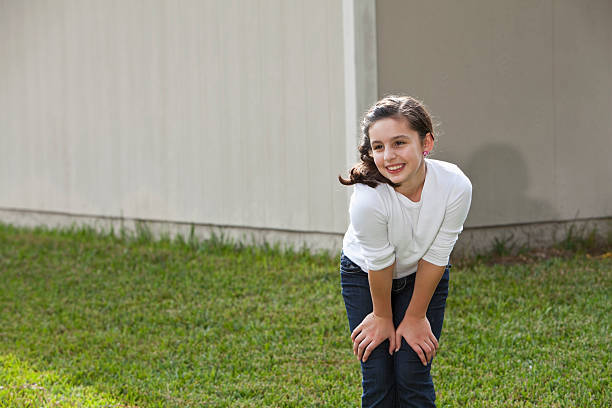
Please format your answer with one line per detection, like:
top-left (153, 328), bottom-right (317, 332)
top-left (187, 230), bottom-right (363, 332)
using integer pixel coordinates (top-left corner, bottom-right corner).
top-left (395, 259), bottom-right (446, 366)
top-left (407, 259), bottom-right (446, 318)
top-left (396, 174), bottom-right (472, 366)
top-left (350, 262), bottom-right (396, 363)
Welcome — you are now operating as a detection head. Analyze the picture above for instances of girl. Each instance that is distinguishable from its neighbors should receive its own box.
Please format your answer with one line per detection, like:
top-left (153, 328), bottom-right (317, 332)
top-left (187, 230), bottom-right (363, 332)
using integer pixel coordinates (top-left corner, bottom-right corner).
top-left (339, 95), bottom-right (472, 407)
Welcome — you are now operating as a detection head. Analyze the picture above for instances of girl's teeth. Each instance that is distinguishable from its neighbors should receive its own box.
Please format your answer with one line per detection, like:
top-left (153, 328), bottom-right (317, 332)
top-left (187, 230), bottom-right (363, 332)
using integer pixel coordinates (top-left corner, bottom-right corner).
top-left (388, 165), bottom-right (403, 171)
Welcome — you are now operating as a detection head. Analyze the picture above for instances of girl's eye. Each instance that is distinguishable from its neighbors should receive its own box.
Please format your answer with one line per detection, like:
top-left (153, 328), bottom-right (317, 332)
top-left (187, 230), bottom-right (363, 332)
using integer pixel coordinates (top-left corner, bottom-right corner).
top-left (372, 145), bottom-right (382, 150)
top-left (395, 141), bottom-right (406, 146)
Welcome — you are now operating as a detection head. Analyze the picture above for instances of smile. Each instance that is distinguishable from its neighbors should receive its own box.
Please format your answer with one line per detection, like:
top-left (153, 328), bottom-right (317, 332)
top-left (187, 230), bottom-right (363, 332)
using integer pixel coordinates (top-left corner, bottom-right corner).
top-left (386, 164), bottom-right (405, 173)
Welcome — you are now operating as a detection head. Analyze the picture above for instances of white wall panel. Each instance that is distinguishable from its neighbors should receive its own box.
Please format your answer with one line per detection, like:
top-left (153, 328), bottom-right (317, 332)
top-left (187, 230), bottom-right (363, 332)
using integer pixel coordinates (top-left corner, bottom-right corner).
top-left (377, 0), bottom-right (612, 227)
top-left (553, 0), bottom-right (612, 220)
top-left (0, 0), bottom-right (349, 235)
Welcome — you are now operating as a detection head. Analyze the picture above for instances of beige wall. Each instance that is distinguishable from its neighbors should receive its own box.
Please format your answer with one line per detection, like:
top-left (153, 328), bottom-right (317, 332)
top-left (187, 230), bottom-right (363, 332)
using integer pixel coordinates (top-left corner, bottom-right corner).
top-left (2, 0), bottom-right (610, 253)
top-left (377, 0), bottom-right (612, 228)
top-left (0, 0), bottom-right (349, 236)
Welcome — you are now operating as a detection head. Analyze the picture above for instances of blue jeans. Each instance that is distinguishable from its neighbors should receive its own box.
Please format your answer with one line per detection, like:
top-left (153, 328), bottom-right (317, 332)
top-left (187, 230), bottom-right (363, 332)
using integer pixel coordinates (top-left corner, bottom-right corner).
top-left (340, 252), bottom-right (450, 408)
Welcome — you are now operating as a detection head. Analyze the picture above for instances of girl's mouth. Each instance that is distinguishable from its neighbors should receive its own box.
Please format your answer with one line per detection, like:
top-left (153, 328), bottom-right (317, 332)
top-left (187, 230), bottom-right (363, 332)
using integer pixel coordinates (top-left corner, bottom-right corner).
top-left (386, 164), bottom-right (405, 174)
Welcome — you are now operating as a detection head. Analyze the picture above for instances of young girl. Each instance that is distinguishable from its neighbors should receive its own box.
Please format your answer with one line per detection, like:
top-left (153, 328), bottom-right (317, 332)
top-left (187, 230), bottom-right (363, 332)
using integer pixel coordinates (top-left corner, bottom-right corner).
top-left (339, 95), bottom-right (472, 407)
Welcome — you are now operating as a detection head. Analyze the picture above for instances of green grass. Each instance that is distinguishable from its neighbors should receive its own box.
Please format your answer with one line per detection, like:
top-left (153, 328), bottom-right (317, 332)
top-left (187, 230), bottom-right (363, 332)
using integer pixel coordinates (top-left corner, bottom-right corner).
top-left (0, 223), bottom-right (610, 407)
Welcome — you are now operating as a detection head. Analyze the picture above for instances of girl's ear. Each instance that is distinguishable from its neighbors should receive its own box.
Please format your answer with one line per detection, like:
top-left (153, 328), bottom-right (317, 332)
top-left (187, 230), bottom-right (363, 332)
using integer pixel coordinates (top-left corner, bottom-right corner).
top-left (424, 132), bottom-right (435, 152)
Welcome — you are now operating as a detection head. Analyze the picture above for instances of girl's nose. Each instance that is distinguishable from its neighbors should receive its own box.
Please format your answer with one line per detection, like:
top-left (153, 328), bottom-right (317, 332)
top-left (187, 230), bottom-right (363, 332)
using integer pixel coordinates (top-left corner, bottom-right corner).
top-left (384, 147), bottom-right (396, 161)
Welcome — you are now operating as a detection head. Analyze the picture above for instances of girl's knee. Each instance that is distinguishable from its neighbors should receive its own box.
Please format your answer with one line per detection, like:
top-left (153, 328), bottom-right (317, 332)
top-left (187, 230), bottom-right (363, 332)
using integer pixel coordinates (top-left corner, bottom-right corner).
top-left (393, 346), bottom-right (436, 407)
top-left (360, 342), bottom-right (395, 407)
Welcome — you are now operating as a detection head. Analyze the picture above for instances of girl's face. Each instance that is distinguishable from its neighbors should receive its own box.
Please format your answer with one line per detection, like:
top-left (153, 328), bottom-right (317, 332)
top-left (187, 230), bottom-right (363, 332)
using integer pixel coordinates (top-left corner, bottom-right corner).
top-left (368, 116), bottom-right (433, 189)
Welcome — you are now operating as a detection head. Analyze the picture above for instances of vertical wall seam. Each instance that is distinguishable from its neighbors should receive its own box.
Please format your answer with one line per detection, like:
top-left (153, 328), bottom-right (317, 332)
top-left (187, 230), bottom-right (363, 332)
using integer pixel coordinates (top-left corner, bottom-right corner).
top-left (342, 0), bottom-right (357, 187)
top-left (551, 0), bottom-right (557, 210)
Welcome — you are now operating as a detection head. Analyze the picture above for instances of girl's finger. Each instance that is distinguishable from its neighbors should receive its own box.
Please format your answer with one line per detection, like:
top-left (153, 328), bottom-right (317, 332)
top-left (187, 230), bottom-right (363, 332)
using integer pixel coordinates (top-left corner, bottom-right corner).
top-left (351, 325), bottom-right (362, 341)
top-left (388, 334), bottom-right (396, 355)
top-left (395, 331), bottom-right (401, 352)
top-left (423, 338), bottom-right (436, 362)
top-left (411, 343), bottom-right (427, 366)
top-left (430, 333), bottom-right (439, 349)
top-left (353, 332), bottom-right (366, 355)
top-left (357, 337), bottom-right (370, 361)
top-left (420, 341), bottom-right (433, 362)
top-left (362, 340), bottom-right (379, 362)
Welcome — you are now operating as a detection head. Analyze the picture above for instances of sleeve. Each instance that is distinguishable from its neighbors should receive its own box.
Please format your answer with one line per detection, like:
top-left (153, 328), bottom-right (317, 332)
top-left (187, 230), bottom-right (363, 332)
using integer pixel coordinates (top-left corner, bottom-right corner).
top-left (349, 186), bottom-right (396, 271)
top-left (422, 176), bottom-right (473, 266)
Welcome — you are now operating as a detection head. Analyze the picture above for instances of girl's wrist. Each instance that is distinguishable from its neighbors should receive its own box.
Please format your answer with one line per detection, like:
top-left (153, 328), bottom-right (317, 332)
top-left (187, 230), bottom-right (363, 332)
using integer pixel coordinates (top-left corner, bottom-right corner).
top-left (372, 310), bottom-right (393, 320)
top-left (404, 308), bottom-right (426, 320)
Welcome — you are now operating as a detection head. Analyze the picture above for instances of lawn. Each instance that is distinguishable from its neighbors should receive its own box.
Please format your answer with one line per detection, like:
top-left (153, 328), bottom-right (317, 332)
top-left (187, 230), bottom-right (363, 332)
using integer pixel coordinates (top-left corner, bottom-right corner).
top-left (0, 223), bottom-right (610, 407)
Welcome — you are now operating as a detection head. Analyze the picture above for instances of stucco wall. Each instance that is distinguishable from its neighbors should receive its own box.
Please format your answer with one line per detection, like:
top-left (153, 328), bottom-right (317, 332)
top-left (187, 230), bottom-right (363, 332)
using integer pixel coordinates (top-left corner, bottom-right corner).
top-left (0, 0), bottom-right (349, 236)
top-left (377, 0), bottom-right (612, 228)
top-left (1, 0), bottom-right (610, 254)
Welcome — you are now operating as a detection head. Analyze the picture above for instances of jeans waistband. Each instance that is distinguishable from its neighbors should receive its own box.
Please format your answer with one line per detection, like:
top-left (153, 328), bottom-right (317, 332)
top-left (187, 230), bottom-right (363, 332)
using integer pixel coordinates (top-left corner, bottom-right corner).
top-left (391, 264), bottom-right (451, 293)
top-left (392, 274), bottom-right (414, 293)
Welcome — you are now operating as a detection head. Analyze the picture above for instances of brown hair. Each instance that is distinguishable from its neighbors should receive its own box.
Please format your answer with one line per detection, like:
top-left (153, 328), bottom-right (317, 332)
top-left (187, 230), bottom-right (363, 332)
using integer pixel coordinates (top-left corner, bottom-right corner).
top-left (338, 95), bottom-right (435, 188)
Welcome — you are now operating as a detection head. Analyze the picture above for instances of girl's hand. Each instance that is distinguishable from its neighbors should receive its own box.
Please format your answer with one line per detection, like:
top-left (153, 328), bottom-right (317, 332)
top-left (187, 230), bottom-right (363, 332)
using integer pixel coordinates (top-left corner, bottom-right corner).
top-left (351, 312), bottom-right (396, 363)
top-left (394, 314), bottom-right (438, 366)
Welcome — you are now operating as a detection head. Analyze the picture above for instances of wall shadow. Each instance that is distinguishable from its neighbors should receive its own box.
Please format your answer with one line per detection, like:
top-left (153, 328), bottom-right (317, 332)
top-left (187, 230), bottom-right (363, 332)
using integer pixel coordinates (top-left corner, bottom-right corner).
top-left (463, 142), bottom-right (559, 228)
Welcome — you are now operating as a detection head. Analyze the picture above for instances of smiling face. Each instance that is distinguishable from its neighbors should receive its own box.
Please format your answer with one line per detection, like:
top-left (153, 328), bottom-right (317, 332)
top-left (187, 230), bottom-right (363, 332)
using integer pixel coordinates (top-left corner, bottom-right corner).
top-left (368, 116), bottom-right (434, 192)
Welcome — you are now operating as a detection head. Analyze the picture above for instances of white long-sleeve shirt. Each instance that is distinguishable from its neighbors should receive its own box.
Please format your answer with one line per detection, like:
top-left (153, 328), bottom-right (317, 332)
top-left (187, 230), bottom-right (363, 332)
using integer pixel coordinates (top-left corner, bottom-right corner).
top-left (342, 159), bottom-right (472, 279)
